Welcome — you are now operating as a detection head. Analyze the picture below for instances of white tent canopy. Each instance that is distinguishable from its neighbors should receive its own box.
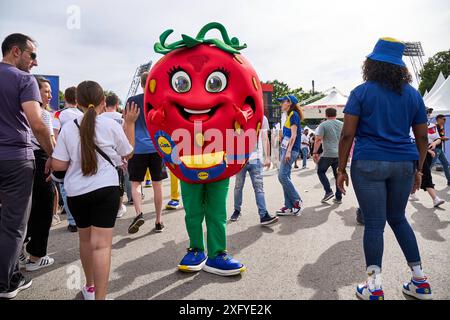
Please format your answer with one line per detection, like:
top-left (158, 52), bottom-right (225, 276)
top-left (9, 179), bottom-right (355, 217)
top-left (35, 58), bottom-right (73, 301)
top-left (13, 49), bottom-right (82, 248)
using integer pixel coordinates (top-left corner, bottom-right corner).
top-left (304, 88), bottom-right (348, 108)
top-left (427, 76), bottom-right (450, 115)
top-left (424, 71), bottom-right (446, 103)
top-left (303, 126), bottom-right (315, 134)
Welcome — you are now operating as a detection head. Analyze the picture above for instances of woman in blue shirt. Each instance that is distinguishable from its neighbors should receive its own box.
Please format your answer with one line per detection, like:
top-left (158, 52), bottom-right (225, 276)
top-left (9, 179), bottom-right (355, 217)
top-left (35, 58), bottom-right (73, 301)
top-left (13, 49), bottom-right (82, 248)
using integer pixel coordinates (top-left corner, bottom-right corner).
top-left (276, 95), bottom-right (304, 216)
top-left (337, 38), bottom-right (432, 300)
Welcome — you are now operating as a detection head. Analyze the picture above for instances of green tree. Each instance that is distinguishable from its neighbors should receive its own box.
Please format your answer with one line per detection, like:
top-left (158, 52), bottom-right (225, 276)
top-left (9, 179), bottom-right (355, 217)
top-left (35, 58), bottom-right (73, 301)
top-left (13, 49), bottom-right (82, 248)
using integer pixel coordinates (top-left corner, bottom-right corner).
top-left (419, 50), bottom-right (450, 95)
top-left (58, 90), bottom-right (65, 109)
top-left (264, 80), bottom-right (314, 105)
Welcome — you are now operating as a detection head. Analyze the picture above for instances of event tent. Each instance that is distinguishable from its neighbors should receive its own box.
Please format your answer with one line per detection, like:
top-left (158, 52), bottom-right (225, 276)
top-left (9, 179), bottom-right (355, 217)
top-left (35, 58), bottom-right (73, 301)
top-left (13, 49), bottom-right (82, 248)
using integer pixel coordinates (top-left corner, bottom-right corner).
top-left (304, 88), bottom-right (348, 108)
top-left (426, 75), bottom-right (450, 162)
top-left (424, 71), bottom-right (446, 103)
top-left (303, 88), bottom-right (348, 119)
top-left (427, 75), bottom-right (450, 115)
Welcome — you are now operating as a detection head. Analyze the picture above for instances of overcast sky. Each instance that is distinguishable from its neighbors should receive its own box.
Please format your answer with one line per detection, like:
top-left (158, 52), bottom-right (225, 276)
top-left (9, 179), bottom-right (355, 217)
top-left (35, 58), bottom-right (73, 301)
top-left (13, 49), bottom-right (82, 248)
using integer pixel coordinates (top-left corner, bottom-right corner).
top-left (1, 0), bottom-right (449, 101)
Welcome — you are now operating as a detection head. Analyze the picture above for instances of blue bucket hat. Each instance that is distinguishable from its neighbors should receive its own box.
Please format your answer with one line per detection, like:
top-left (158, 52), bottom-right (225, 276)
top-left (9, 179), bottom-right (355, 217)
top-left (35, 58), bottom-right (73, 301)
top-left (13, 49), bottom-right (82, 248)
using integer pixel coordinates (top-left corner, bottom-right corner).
top-left (276, 94), bottom-right (299, 105)
top-left (367, 37), bottom-right (406, 67)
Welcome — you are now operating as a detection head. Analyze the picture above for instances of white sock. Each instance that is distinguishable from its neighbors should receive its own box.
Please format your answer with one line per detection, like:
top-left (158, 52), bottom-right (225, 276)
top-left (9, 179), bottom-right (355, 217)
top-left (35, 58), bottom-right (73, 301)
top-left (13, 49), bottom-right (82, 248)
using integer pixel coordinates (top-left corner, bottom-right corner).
top-left (366, 265), bottom-right (382, 290)
top-left (412, 265), bottom-right (425, 279)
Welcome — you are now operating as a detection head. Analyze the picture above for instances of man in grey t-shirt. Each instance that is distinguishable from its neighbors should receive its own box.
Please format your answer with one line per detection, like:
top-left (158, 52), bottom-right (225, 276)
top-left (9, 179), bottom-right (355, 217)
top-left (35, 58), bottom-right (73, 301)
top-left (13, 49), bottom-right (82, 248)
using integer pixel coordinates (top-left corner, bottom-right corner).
top-left (313, 108), bottom-right (343, 204)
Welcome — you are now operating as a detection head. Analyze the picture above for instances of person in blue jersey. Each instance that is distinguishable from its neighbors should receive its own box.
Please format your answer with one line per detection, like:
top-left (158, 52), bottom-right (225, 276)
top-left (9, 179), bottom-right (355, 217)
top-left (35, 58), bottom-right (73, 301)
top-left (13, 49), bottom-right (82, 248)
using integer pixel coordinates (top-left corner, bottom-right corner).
top-left (127, 72), bottom-right (168, 234)
top-left (275, 95), bottom-right (305, 216)
top-left (338, 38), bottom-right (432, 301)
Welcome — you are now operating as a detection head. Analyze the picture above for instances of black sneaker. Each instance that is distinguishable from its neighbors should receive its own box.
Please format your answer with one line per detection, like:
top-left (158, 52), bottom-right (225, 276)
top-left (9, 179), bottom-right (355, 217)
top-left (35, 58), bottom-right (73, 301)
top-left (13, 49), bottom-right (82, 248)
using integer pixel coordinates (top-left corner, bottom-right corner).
top-left (67, 225), bottom-right (78, 233)
top-left (333, 198), bottom-right (342, 204)
top-left (321, 192), bottom-right (334, 203)
top-left (356, 208), bottom-right (365, 225)
top-left (155, 222), bottom-right (165, 233)
top-left (128, 213), bottom-right (145, 234)
top-left (230, 210), bottom-right (241, 222)
top-left (0, 274), bottom-right (32, 299)
top-left (260, 214), bottom-right (279, 226)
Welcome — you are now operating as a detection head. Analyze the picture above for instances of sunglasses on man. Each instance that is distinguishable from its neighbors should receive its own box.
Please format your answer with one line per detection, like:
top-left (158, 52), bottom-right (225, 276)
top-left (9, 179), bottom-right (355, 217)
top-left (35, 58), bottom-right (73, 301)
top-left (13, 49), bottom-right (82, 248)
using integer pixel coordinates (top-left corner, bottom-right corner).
top-left (21, 48), bottom-right (37, 60)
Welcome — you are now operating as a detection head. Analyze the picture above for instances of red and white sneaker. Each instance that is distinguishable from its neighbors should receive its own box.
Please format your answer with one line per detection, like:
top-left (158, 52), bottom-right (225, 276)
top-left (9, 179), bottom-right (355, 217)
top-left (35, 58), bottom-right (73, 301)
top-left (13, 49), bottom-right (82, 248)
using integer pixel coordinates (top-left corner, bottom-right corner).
top-left (82, 285), bottom-right (95, 300)
top-left (292, 201), bottom-right (304, 216)
top-left (276, 207), bottom-right (295, 216)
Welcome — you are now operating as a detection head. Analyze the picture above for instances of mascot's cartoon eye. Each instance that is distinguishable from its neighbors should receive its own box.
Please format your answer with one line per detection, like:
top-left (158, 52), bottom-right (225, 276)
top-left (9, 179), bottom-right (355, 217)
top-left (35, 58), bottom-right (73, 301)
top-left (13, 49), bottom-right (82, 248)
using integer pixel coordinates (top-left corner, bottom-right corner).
top-left (205, 71), bottom-right (227, 93)
top-left (171, 70), bottom-right (191, 93)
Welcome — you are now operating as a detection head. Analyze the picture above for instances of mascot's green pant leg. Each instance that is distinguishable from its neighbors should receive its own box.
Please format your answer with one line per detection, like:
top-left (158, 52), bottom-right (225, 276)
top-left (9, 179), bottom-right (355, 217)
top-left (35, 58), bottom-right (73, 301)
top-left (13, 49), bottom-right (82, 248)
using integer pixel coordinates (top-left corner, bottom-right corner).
top-left (180, 179), bottom-right (229, 259)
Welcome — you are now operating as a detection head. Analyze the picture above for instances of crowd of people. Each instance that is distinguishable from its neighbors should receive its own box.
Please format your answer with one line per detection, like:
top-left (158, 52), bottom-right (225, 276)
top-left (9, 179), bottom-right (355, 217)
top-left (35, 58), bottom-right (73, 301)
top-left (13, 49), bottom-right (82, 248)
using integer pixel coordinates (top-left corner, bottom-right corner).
top-left (0, 33), bottom-right (448, 301)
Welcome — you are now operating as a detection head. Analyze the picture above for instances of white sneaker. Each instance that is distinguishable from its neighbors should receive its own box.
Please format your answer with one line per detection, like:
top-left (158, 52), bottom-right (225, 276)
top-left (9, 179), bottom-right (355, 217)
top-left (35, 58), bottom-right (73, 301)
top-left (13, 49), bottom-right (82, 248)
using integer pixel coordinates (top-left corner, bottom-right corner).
top-left (19, 248), bottom-right (28, 269)
top-left (409, 193), bottom-right (419, 201)
top-left (433, 197), bottom-right (445, 208)
top-left (276, 207), bottom-right (295, 216)
top-left (81, 285), bottom-right (95, 300)
top-left (117, 204), bottom-right (126, 218)
top-left (25, 255), bottom-right (54, 271)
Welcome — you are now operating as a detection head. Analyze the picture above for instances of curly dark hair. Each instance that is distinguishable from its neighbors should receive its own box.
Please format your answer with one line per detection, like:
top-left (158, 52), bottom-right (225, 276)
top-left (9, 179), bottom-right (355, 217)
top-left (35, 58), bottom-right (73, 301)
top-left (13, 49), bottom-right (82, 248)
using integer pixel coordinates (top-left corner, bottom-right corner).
top-left (363, 58), bottom-right (412, 94)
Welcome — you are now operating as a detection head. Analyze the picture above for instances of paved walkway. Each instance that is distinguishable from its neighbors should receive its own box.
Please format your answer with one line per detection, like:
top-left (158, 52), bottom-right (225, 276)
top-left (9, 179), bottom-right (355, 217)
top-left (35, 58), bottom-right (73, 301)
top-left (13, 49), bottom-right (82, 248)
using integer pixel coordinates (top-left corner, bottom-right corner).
top-left (18, 161), bottom-right (450, 300)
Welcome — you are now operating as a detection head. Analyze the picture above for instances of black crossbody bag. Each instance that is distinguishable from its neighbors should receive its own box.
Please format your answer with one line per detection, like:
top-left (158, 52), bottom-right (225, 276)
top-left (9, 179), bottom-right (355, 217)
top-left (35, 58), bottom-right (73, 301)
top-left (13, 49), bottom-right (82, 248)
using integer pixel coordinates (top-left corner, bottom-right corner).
top-left (74, 119), bottom-right (125, 194)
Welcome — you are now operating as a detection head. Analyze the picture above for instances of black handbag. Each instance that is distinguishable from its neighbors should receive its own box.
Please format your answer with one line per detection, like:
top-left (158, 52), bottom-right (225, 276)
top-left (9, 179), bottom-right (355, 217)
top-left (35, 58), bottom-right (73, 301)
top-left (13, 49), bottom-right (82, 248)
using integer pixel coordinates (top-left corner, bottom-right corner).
top-left (74, 119), bottom-right (125, 195)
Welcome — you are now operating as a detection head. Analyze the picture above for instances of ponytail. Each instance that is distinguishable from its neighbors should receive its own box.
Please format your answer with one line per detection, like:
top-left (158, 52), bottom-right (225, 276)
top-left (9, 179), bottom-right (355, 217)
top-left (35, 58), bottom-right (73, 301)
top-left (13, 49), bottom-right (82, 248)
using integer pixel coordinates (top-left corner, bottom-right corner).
top-left (80, 107), bottom-right (98, 176)
top-left (75, 81), bottom-right (105, 176)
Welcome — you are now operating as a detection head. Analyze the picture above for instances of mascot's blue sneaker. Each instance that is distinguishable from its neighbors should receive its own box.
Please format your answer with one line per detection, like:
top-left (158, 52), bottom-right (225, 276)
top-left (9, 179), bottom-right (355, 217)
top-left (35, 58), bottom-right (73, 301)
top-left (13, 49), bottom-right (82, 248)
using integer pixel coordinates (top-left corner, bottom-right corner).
top-left (356, 282), bottom-right (384, 300)
top-left (402, 277), bottom-right (433, 300)
top-left (178, 248), bottom-right (207, 272)
top-left (166, 199), bottom-right (182, 210)
top-left (203, 252), bottom-right (246, 276)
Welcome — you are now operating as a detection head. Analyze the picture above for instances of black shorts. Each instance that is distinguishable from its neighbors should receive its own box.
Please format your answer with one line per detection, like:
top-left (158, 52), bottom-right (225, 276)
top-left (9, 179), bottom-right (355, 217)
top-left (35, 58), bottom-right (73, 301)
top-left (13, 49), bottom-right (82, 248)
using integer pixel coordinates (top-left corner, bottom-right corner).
top-left (128, 153), bottom-right (168, 182)
top-left (67, 186), bottom-right (120, 228)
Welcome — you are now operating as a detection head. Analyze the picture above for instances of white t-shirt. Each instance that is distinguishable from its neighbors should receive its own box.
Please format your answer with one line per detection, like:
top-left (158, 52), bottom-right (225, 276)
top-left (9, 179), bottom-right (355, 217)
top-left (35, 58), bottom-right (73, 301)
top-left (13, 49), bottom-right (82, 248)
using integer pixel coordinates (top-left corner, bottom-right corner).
top-left (31, 108), bottom-right (54, 151)
top-left (52, 115), bottom-right (133, 197)
top-left (301, 134), bottom-right (310, 147)
top-left (52, 112), bottom-right (61, 132)
top-left (428, 123), bottom-right (440, 144)
top-left (249, 116), bottom-right (270, 162)
top-left (100, 111), bottom-right (124, 126)
top-left (59, 107), bottom-right (84, 127)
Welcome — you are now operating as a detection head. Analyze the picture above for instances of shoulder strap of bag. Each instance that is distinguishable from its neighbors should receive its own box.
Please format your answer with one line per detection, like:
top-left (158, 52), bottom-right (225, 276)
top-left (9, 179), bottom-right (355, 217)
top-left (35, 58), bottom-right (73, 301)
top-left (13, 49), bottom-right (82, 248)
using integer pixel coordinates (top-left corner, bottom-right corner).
top-left (74, 119), bottom-right (115, 168)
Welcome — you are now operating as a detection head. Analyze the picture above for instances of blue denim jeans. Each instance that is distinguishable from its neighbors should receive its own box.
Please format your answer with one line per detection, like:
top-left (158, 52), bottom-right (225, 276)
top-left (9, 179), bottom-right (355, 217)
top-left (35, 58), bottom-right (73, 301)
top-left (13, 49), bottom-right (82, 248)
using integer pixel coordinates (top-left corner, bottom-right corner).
top-left (317, 157), bottom-right (342, 200)
top-left (430, 148), bottom-right (450, 183)
top-left (234, 159), bottom-right (268, 219)
top-left (278, 149), bottom-right (302, 208)
top-left (301, 147), bottom-right (309, 168)
top-left (351, 160), bottom-right (421, 269)
top-left (60, 183), bottom-right (75, 226)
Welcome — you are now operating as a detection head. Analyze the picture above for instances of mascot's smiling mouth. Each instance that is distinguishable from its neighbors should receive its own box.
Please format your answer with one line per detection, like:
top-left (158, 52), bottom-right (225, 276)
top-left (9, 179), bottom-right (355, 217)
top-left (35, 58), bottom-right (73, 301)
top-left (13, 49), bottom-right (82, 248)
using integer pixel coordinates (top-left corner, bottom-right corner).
top-left (175, 104), bottom-right (220, 122)
top-left (174, 97), bottom-right (256, 123)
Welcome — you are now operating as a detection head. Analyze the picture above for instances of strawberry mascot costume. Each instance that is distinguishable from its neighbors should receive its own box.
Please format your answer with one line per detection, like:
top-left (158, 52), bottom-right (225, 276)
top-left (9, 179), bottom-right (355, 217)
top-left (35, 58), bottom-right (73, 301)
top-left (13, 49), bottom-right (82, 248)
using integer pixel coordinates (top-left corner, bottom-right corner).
top-left (145, 22), bottom-right (263, 276)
